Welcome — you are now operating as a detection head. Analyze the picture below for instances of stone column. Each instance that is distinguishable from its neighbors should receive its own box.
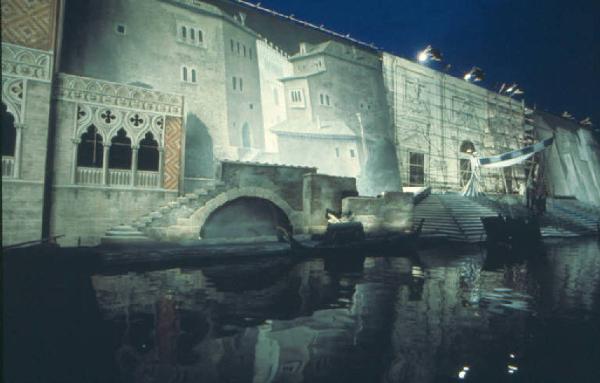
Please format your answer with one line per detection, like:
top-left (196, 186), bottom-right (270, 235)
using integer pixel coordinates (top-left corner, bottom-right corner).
top-left (13, 123), bottom-right (24, 178)
top-left (102, 143), bottom-right (110, 185)
top-left (158, 147), bottom-right (164, 189)
top-left (71, 138), bottom-right (81, 184)
top-left (131, 145), bottom-right (139, 187)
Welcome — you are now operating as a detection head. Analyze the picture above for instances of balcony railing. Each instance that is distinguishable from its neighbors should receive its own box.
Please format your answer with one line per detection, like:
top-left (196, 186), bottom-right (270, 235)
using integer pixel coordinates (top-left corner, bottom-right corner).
top-left (2, 156), bottom-right (15, 178)
top-left (76, 167), bottom-right (161, 188)
top-left (136, 170), bottom-right (160, 188)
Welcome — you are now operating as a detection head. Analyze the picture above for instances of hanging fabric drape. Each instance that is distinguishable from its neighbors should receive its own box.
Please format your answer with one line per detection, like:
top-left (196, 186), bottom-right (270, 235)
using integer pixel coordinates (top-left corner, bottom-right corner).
top-left (462, 136), bottom-right (554, 197)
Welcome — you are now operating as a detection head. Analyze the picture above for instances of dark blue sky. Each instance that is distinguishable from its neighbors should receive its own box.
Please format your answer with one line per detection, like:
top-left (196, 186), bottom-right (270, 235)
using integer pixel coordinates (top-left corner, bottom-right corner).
top-left (255, 0), bottom-right (599, 125)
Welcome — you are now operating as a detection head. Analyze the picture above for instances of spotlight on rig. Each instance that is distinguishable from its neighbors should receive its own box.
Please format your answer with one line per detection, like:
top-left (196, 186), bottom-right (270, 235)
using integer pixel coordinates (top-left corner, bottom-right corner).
top-left (417, 45), bottom-right (443, 63)
top-left (464, 66), bottom-right (484, 82)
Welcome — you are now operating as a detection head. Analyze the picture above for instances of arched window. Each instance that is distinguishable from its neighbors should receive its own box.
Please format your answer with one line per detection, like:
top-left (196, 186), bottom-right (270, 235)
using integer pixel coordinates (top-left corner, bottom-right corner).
top-left (77, 125), bottom-right (103, 167)
top-left (182, 66), bottom-right (188, 82)
top-left (460, 140), bottom-right (476, 154)
top-left (191, 69), bottom-right (197, 83)
top-left (109, 128), bottom-right (132, 169)
top-left (459, 141), bottom-right (475, 187)
top-left (1, 102), bottom-right (16, 157)
top-left (181, 26), bottom-right (187, 39)
top-left (198, 30), bottom-right (203, 42)
top-left (190, 28), bottom-right (195, 41)
top-left (138, 132), bottom-right (159, 171)
top-left (241, 123), bottom-right (251, 148)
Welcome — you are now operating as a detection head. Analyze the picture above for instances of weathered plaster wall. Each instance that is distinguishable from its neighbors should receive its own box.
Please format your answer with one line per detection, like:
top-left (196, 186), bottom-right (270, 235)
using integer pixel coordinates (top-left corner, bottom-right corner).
top-left (302, 173), bottom-right (357, 234)
top-left (220, 161), bottom-right (316, 211)
top-left (382, 53), bottom-right (526, 192)
top-left (342, 192), bottom-right (414, 234)
top-left (50, 187), bottom-right (177, 246)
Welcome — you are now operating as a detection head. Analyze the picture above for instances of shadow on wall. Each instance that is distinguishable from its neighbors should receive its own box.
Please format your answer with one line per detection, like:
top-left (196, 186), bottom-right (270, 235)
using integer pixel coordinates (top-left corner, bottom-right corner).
top-left (184, 113), bottom-right (214, 178)
top-left (361, 138), bottom-right (402, 196)
top-left (200, 197), bottom-right (292, 240)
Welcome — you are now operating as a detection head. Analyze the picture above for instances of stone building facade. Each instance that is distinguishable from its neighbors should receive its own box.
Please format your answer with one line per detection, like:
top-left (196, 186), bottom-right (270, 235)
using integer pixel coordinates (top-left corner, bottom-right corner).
top-left (1, 0), bottom-right (598, 246)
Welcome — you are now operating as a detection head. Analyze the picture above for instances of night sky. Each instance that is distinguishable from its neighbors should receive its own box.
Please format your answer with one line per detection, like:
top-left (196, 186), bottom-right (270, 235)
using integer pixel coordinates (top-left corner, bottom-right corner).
top-left (249, 0), bottom-right (599, 127)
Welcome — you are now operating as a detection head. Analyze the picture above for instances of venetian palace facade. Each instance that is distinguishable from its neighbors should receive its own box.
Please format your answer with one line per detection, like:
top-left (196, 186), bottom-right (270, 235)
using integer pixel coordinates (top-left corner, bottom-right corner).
top-left (2, 0), bottom-right (599, 246)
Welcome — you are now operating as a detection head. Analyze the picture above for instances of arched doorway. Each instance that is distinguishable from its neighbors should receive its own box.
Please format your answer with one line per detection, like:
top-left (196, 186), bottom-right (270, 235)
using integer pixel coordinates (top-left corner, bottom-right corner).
top-left (200, 197), bottom-right (292, 240)
top-left (459, 141), bottom-right (476, 187)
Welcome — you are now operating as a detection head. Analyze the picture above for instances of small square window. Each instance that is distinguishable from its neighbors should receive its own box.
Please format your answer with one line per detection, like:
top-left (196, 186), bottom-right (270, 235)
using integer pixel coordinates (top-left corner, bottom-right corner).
top-left (116, 24), bottom-right (126, 35)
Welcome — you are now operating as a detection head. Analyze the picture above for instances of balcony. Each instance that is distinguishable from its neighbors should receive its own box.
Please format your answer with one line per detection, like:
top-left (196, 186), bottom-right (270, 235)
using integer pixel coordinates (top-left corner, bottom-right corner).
top-left (2, 156), bottom-right (15, 178)
top-left (76, 167), bottom-right (161, 188)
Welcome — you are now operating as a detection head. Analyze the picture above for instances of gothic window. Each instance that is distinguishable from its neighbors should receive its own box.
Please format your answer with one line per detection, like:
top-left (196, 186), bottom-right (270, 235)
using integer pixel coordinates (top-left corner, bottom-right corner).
top-left (1, 103), bottom-right (16, 157)
top-left (320, 94), bottom-right (324, 105)
top-left (181, 26), bottom-right (187, 39)
top-left (230, 39), bottom-right (234, 52)
top-left (326, 95), bottom-right (330, 106)
top-left (191, 69), bottom-right (197, 83)
top-left (77, 125), bottom-right (103, 168)
top-left (239, 78), bottom-right (243, 91)
top-left (109, 128), bottom-right (132, 169)
top-left (249, 47), bottom-right (253, 59)
top-left (190, 28), bottom-right (195, 41)
top-left (460, 140), bottom-right (476, 154)
top-left (232, 76), bottom-right (237, 90)
top-left (319, 94), bottom-right (330, 106)
top-left (409, 152), bottom-right (425, 186)
top-left (243, 45), bottom-right (247, 57)
top-left (241, 123), bottom-right (251, 148)
top-left (182, 66), bottom-right (188, 82)
top-left (138, 132), bottom-right (159, 171)
top-left (197, 30), bottom-right (203, 42)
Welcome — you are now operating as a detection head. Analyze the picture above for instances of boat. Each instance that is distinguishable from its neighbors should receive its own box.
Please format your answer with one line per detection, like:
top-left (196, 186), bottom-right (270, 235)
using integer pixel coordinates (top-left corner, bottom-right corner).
top-left (278, 219), bottom-right (424, 258)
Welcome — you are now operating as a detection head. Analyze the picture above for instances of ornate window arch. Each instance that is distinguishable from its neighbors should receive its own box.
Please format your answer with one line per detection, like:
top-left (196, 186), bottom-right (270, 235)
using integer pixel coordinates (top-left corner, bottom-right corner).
top-left (1, 102), bottom-right (16, 157)
top-left (77, 125), bottom-right (103, 168)
top-left (138, 132), bottom-right (159, 171)
top-left (109, 128), bottom-right (132, 169)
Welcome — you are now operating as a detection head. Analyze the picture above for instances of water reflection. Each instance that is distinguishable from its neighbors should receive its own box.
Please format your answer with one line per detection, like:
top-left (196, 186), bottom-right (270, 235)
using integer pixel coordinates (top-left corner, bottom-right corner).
top-left (28, 239), bottom-right (600, 382)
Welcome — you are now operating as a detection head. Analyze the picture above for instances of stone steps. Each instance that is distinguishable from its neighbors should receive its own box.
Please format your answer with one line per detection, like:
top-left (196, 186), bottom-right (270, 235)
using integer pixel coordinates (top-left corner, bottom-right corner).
top-left (102, 182), bottom-right (229, 243)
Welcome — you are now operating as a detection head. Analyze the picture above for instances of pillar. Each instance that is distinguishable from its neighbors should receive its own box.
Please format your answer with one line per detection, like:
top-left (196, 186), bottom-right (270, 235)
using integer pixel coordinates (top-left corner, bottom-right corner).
top-left (102, 143), bottom-right (110, 185)
top-left (70, 138), bottom-right (80, 184)
top-left (158, 147), bottom-right (164, 189)
top-left (13, 123), bottom-right (24, 178)
top-left (131, 145), bottom-right (139, 187)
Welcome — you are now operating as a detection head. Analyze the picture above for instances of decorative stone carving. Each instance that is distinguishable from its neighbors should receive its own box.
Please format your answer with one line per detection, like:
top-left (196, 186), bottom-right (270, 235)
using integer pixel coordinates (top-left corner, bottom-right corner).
top-left (74, 104), bottom-right (165, 147)
top-left (55, 74), bottom-right (184, 117)
top-left (1, 76), bottom-right (24, 123)
top-left (1, 43), bottom-right (53, 82)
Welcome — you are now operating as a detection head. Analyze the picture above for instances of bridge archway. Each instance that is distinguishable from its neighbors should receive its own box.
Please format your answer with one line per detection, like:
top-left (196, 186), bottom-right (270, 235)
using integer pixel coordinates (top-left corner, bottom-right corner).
top-left (200, 197), bottom-right (291, 240)
top-left (188, 187), bottom-right (301, 240)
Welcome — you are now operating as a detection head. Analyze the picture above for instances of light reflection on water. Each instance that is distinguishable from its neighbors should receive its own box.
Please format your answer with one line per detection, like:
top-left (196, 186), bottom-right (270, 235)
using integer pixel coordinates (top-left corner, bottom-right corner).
top-left (85, 239), bottom-right (600, 383)
top-left (5, 239), bottom-right (599, 383)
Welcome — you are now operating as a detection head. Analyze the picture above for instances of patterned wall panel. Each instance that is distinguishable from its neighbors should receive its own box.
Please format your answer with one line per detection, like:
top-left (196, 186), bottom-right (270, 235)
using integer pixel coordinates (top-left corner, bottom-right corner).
top-left (164, 117), bottom-right (183, 190)
top-left (1, 0), bottom-right (58, 51)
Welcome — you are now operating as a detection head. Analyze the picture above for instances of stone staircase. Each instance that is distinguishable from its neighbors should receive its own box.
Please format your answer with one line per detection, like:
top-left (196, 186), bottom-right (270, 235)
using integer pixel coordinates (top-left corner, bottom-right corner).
top-left (414, 193), bottom-right (498, 243)
top-left (101, 181), bottom-right (228, 245)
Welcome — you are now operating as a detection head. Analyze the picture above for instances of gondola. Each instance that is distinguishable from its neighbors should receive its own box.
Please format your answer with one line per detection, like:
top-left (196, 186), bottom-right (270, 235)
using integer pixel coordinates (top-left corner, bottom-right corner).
top-left (278, 219), bottom-right (424, 259)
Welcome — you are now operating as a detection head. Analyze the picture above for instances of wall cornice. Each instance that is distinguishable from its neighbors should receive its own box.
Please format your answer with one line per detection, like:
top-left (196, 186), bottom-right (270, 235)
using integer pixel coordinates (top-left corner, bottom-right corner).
top-left (1, 42), bottom-right (53, 82)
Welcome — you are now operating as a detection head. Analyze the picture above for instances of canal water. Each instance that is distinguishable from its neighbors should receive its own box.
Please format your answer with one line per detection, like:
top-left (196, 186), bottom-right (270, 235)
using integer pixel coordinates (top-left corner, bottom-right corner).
top-left (4, 238), bottom-right (600, 383)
